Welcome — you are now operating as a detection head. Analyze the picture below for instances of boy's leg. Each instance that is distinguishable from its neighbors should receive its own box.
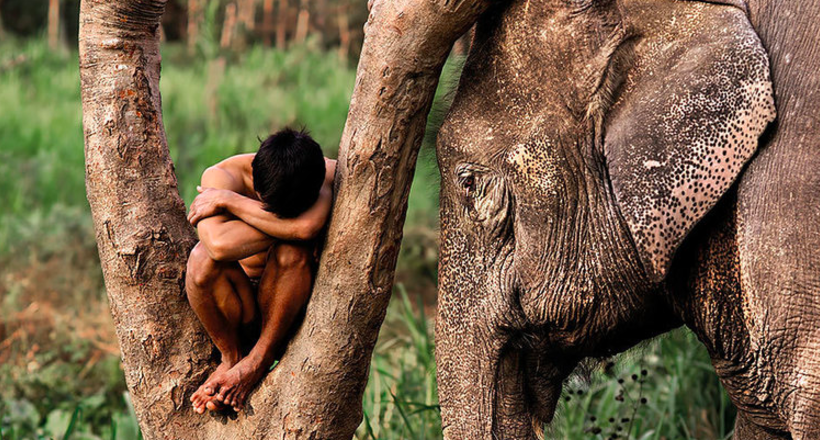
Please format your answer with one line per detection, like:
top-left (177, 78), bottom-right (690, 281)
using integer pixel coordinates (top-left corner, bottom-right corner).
top-left (207, 241), bottom-right (314, 411)
top-left (185, 242), bottom-right (256, 413)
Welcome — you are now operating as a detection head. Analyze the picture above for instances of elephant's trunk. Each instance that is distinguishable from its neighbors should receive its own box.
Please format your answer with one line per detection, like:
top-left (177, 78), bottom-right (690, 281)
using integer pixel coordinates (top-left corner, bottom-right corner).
top-left (435, 322), bottom-right (498, 439)
top-left (435, 220), bottom-right (536, 438)
top-left (436, 318), bottom-right (539, 439)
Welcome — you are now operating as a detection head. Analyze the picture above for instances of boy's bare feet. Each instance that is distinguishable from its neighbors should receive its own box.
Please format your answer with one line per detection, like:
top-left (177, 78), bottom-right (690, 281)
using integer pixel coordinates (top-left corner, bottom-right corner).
top-left (204, 355), bottom-right (271, 412)
top-left (191, 361), bottom-right (234, 413)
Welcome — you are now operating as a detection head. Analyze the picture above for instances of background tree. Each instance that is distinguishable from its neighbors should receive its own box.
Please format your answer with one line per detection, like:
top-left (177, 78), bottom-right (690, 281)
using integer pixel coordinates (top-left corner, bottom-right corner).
top-left (0, 0), bottom-right (5, 39)
top-left (47, 0), bottom-right (60, 49)
top-left (78, 0), bottom-right (478, 438)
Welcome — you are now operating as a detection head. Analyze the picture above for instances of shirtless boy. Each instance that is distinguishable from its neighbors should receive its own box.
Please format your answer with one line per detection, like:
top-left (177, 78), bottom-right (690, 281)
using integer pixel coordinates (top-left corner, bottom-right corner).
top-left (185, 128), bottom-right (335, 413)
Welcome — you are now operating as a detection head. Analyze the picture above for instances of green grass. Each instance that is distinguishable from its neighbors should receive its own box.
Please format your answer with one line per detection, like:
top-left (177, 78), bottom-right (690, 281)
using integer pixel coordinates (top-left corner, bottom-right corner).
top-left (0, 37), bottom-right (734, 439)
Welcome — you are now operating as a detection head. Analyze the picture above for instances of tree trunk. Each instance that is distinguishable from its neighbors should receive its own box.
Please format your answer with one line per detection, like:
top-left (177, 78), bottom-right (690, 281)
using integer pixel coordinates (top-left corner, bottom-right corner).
top-left (314, 0), bottom-right (325, 44)
top-left (275, 0), bottom-right (287, 49)
top-left (187, 0), bottom-right (199, 52)
top-left (262, 0), bottom-right (274, 45)
top-left (337, 5), bottom-right (350, 60)
top-left (0, 0), bottom-right (6, 40)
top-left (48, 0), bottom-right (61, 50)
top-left (220, 2), bottom-right (238, 49)
top-left (79, 0), bottom-right (487, 438)
top-left (238, 0), bottom-right (256, 31)
top-left (293, 0), bottom-right (309, 44)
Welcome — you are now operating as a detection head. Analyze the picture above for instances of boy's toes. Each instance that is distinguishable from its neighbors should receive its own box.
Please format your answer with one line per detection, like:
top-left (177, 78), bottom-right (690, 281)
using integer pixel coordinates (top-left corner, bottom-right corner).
top-left (192, 397), bottom-right (206, 414)
top-left (225, 389), bottom-right (238, 405)
top-left (231, 391), bottom-right (249, 412)
top-left (191, 392), bottom-right (204, 410)
top-left (205, 398), bottom-right (227, 412)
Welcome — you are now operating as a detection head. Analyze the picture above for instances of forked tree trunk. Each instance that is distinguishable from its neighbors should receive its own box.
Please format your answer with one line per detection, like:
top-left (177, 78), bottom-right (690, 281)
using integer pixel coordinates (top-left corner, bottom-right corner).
top-left (79, 0), bottom-right (486, 438)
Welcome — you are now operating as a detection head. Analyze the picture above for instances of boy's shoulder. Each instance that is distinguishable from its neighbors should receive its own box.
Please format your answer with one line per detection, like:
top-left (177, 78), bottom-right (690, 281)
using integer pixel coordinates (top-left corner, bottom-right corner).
top-left (324, 158), bottom-right (337, 184)
top-left (205, 154), bottom-right (255, 194)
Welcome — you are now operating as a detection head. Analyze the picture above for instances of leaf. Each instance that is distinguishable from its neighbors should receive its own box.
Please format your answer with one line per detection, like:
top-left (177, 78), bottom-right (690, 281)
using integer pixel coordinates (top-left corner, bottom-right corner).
top-left (44, 408), bottom-right (72, 438)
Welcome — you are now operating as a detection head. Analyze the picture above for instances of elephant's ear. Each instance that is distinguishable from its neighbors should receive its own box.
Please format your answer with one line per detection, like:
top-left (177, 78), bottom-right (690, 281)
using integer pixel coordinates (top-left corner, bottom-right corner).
top-left (604, 2), bottom-right (775, 283)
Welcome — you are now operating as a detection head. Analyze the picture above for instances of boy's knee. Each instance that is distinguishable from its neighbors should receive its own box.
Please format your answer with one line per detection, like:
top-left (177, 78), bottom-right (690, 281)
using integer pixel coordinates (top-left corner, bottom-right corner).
top-left (187, 242), bottom-right (219, 287)
top-left (271, 243), bottom-right (311, 270)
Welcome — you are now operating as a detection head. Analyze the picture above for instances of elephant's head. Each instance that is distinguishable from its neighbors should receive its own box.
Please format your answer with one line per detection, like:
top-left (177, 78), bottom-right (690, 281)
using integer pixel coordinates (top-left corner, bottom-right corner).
top-left (434, 0), bottom-right (775, 437)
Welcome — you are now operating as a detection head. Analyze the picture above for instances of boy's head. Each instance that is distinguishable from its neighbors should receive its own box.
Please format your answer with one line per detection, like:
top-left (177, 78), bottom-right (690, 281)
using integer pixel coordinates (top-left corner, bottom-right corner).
top-left (252, 128), bottom-right (326, 219)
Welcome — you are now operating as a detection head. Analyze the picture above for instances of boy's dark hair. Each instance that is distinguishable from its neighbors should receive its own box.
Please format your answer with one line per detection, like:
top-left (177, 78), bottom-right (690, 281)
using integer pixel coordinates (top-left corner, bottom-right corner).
top-left (252, 128), bottom-right (325, 219)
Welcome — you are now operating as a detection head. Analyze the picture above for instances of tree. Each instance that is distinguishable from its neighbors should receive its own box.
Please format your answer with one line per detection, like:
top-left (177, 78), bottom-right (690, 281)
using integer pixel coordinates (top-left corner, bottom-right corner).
top-left (78, 0), bottom-right (484, 438)
top-left (48, 0), bottom-right (60, 49)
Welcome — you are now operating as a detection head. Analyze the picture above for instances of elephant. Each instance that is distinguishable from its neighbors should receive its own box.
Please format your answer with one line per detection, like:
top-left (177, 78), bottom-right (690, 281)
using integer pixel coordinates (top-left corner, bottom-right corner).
top-left (428, 0), bottom-right (820, 438)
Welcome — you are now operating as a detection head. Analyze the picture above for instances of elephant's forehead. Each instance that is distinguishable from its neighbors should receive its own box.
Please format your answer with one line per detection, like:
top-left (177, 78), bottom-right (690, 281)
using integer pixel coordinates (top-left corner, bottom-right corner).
top-left (438, 106), bottom-right (513, 162)
top-left (505, 140), bottom-right (562, 197)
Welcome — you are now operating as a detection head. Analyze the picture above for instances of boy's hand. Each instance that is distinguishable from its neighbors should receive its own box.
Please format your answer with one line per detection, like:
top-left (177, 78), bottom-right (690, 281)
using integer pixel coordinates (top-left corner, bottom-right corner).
top-left (188, 187), bottom-right (235, 226)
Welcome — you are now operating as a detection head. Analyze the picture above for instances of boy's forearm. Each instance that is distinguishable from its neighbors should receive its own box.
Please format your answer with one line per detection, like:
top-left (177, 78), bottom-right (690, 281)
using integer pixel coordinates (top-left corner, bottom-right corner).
top-left (221, 192), bottom-right (309, 241)
top-left (197, 215), bottom-right (274, 261)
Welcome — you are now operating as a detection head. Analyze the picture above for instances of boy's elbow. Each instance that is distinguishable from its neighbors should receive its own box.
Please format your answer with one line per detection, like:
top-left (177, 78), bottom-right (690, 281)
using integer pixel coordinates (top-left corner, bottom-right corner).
top-left (200, 232), bottom-right (233, 261)
top-left (207, 245), bottom-right (232, 262)
top-left (294, 219), bottom-right (324, 241)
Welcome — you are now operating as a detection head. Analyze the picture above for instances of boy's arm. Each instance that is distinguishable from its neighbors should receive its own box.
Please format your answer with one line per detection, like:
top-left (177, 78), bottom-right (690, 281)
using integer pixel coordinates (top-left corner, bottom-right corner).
top-left (223, 183), bottom-right (331, 241)
top-left (197, 215), bottom-right (275, 261)
top-left (192, 166), bottom-right (274, 261)
top-left (189, 182), bottom-right (332, 242)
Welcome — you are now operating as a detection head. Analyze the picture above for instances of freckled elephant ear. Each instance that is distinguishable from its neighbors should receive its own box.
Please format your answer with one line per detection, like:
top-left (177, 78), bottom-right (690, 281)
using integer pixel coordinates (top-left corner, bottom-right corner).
top-left (604, 2), bottom-right (775, 283)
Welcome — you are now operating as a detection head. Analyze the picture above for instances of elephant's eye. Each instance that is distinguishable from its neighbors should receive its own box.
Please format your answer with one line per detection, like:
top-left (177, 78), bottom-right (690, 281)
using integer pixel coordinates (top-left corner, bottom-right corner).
top-left (453, 163), bottom-right (512, 238)
top-left (456, 166), bottom-right (479, 196)
top-left (462, 175), bottom-right (475, 193)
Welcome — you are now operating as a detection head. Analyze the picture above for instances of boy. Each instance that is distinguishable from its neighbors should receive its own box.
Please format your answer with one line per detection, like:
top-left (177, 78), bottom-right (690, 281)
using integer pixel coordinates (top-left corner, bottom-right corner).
top-left (185, 128), bottom-right (335, 413)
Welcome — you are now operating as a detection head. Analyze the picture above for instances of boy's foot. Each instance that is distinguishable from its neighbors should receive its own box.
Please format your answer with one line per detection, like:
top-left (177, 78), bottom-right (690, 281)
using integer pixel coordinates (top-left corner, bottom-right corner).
top-left (191, 361), bottom-right (233, 414)
top-left (207, 355), bottom-right (272, 412)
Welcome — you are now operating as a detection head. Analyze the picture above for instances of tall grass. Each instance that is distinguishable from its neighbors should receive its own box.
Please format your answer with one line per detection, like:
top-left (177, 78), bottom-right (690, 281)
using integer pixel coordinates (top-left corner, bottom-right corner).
top-left (0, 38), bottom-right (734, 439)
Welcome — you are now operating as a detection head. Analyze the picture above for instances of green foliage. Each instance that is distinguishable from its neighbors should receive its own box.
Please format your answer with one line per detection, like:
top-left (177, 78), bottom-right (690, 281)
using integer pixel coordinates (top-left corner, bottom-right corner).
top-left (357, 287), bottom-right (440, 439)
top-left (549, 330), bottom-right (736, 440)
top-left (0, 37), bottom-right (734, 439)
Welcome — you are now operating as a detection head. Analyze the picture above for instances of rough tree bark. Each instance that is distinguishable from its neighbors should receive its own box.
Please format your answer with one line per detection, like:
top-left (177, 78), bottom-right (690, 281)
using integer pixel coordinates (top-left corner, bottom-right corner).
top-left (79, 0), bottom-right (486, 438)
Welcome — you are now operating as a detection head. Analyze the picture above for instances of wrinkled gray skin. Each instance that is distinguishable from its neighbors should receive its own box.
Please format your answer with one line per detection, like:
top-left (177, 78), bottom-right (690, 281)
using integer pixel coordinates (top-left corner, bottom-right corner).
top-left (434, 0), bottom-right (820, 438)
